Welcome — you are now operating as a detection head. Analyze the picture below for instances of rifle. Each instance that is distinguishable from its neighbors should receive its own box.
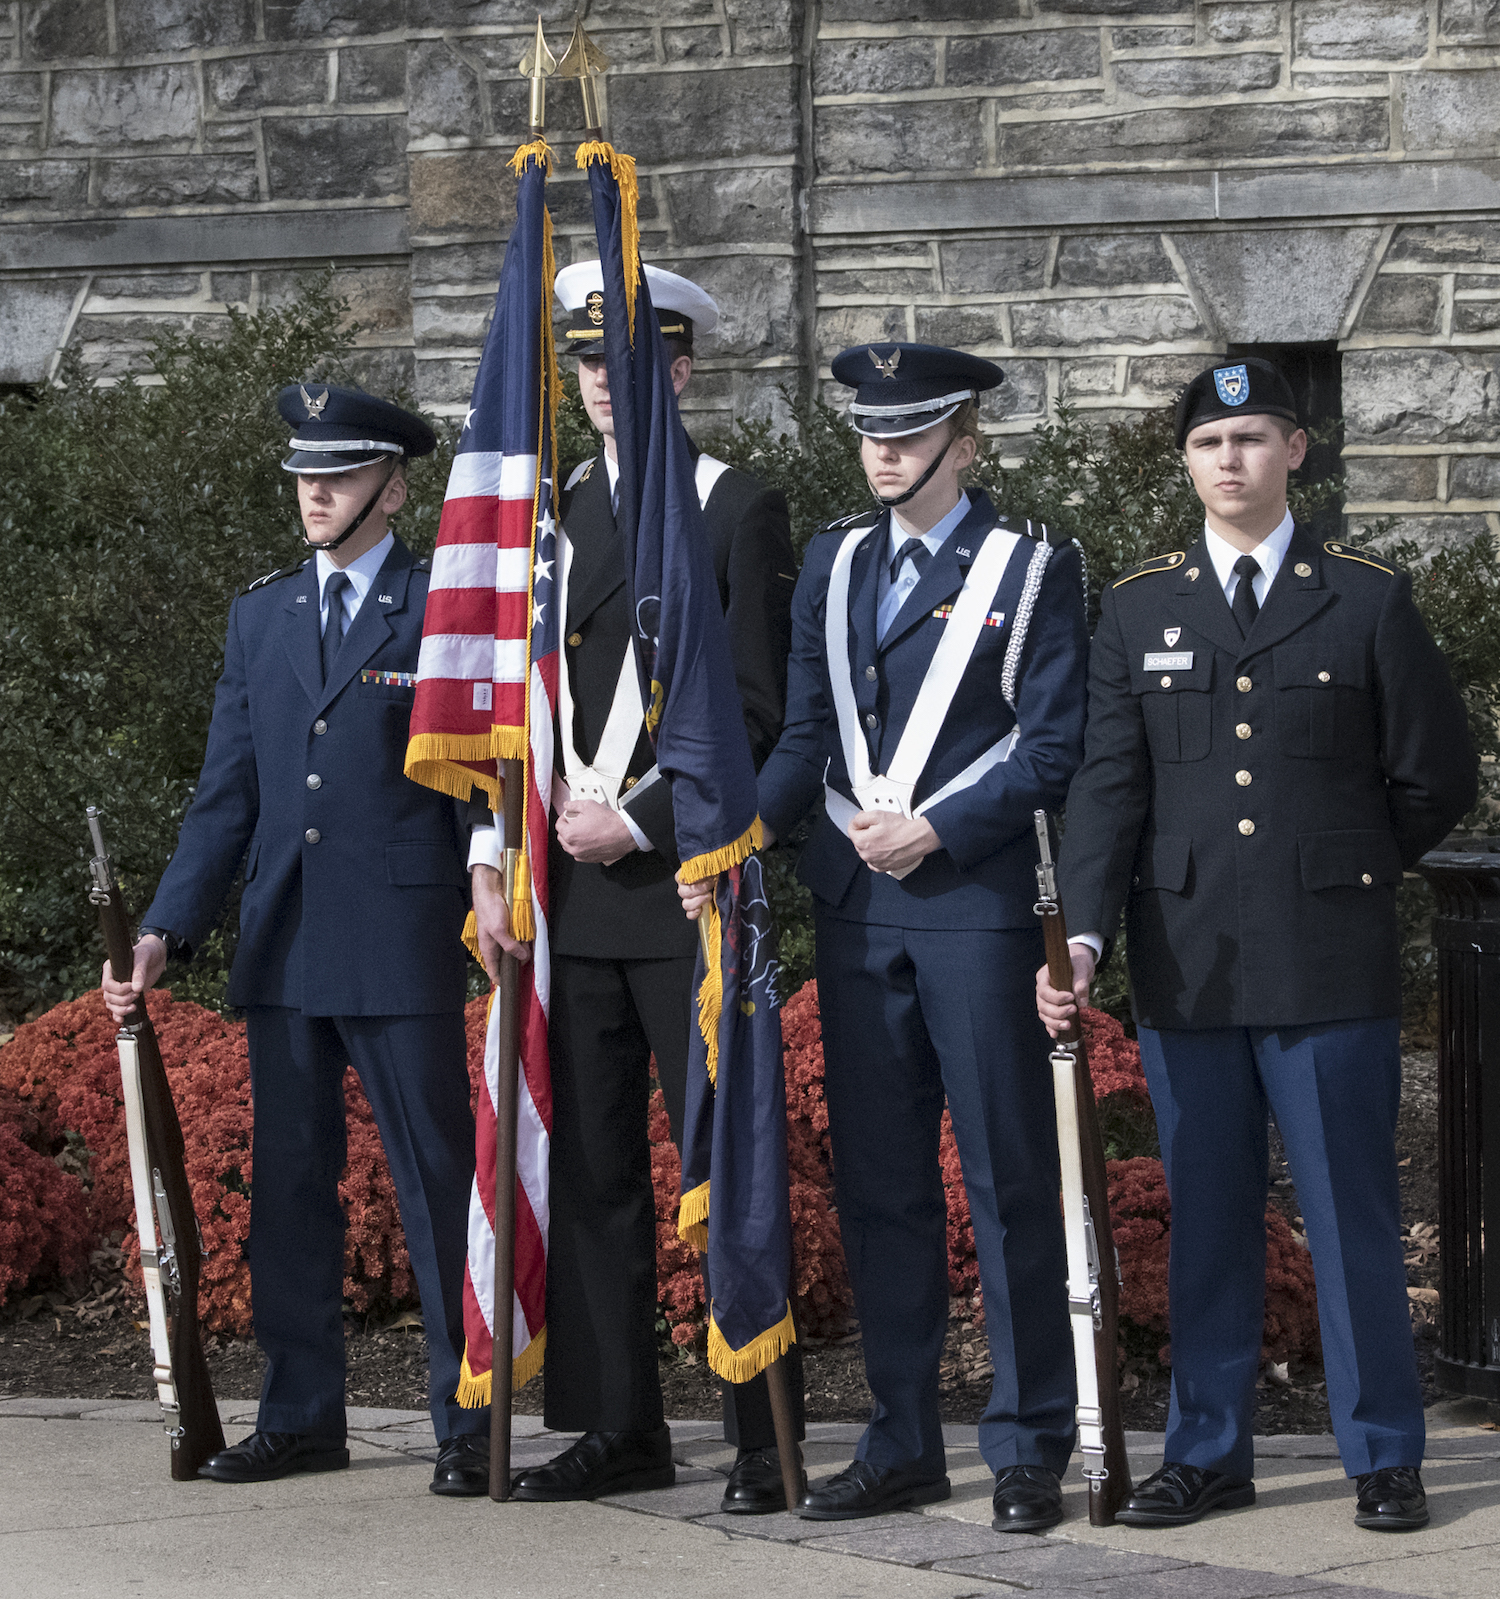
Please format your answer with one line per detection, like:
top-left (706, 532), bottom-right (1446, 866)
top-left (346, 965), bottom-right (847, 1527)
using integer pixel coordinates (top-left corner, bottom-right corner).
top-left (87, 807), bottom-right (225, 1480)
top-left (1033, 810), bottom-right (1131, 1526)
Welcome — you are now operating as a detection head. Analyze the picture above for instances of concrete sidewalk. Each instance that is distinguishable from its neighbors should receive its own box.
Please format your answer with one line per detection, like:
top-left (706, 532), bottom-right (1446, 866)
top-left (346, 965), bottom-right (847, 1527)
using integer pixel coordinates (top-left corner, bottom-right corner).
top-left (1, 1397), bottom-right (1496, 1599)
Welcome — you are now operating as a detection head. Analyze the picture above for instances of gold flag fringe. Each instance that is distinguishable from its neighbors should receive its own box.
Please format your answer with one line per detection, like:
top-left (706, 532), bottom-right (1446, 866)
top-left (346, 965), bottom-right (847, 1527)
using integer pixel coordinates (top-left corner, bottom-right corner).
top-left (456, 1327), bottom-right (547, 1409)
top-left (698, 896), bottom-right (723, 1085)
top-left (677, 1180), bottom-right (710, 1251)
top-left (508, 139), bottom-right (552, 179)
top-left (706, 1301), bottom-right (797, 1385)
top-left (461, 908), bottom-right (482, 966)
top-left (575, 141), bottom-right (640, 345)
top-left (510, 850), bottom-right (536, 942)
top-left (678, 815), bottom-right (763, 885)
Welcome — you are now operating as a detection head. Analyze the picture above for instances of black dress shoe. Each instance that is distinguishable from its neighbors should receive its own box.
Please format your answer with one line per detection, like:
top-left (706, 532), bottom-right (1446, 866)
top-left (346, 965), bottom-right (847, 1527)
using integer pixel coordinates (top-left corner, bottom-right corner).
top-left (1115, 1462), bottom-right (1255, 1527)
top-left (797, 1458), bottom-right (950, 1521)
top-left (720, 1447), bottom-right (787, 1514)
top-left (430, 1433), bottom-right (490, 1498)
top-left (992, 1464), bottom-right (1064, 1532)
top-left (510, 1428), bottom-right (674, 1501)
top-left (198, 1430), bottom-right (349, 1483)
top-left (1354, 1466), bottom-right (1428, 1531)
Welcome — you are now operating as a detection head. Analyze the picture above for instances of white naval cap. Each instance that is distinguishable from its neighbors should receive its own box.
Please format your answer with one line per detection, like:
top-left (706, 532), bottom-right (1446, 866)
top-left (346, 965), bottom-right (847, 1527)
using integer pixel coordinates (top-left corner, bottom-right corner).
top-left (555, 259), bottom-right (720, 346)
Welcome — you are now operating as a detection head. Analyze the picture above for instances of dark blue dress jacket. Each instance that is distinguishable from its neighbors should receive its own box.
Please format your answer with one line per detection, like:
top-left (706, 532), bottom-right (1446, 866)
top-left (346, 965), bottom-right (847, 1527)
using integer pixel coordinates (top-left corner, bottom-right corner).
top-left (757, 491), bottom-right (1089, 929)
top-left (144, 537), bottom-right (471, 1016)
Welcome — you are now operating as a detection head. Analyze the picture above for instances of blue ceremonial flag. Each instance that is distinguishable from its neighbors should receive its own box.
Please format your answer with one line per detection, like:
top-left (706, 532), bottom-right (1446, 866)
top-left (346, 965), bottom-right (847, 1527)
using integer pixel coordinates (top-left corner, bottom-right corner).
top-left (579, 139), bottom-right (794, 1378)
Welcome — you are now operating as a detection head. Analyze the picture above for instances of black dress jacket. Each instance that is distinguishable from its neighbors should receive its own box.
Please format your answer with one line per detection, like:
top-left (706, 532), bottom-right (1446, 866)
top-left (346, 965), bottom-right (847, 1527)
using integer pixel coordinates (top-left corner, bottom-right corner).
top-left (1058, 526), bottom-right (1477, 1031)
top-left (550, 443), bottom-right (797, 959)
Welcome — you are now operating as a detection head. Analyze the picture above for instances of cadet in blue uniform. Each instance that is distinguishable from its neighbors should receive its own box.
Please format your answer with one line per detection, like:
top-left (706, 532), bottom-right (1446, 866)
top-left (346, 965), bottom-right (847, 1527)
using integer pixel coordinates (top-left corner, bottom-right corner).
top-left (749, 343), bottom-right (1088, 1528)
top-left (101, 386), bottom-right (490, 1497)
top-left (1039, 358), bottom-right (1478, 1532)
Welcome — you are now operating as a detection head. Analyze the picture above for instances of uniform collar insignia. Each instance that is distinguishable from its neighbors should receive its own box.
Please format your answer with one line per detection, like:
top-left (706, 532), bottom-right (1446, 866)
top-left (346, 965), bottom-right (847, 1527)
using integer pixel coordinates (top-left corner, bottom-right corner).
top-left (378, 593), bottom-right (393, 603)
top-left (1187, 567), bottom-right (1200, 580)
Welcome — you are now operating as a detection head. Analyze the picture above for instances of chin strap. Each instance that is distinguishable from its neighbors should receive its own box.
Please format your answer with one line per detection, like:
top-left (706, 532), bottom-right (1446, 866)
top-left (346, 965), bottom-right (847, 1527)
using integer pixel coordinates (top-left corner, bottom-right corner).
top-left (869, 429), bottom-right (956, 510)
top-left (301, 458), bottom-right (401, 553)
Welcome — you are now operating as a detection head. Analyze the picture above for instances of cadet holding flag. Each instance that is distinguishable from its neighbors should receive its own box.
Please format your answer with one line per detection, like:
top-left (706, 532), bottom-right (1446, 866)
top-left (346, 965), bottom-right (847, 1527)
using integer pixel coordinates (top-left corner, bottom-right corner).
top-left (723, 342), bottom-right (1089, 1529)
top-left (1038, 358), bottom-right (1478, 1532)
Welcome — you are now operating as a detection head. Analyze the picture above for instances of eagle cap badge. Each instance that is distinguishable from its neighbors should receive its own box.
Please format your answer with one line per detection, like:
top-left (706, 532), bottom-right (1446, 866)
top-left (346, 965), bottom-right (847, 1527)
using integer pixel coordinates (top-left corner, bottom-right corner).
top-left (1213, 364), bottom-right (1249, 406)
top-left (870, 347), bottom-right (901, 379)
top-left (299, 383), bottom-right (329, 420)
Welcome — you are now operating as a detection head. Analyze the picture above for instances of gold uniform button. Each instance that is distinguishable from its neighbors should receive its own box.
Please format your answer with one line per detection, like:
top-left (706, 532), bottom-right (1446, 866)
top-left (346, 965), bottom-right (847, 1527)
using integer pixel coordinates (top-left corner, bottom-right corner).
top-left (1236, 769), bottom-right (1252, 786)
top-left (1295, 562), bottom-right (1312, 577)
top-left (1238, 818), bottom-right (1255, 836)
top-left (1160, 675), bottom-right (1172, 687)
top-left (865, 665), bottom-right (878, 681)
top-left (1361, 872), bottom-right (1373, 886)
top-left (566, 632), bottom-right (583, 648)
top-left (313, 718), bottom-right (328, 735)
top-left (623, 776), bottom-right (637, 790)
top-left (1236, 722), bottom-right (1252, 740)
top-left (1318, 670), bottom-right (1331, 683)
top-left (306, 774), bottom-right (321, 790)
top-left (1236, 676), bottom-right (1252, 693)
top-left (305, 828), bottom-right (320, 845)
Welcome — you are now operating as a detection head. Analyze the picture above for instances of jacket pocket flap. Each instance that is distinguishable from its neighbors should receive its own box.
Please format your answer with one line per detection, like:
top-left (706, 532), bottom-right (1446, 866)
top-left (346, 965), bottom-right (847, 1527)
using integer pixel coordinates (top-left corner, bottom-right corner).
top-left (1273, 643), bottom-right (1367, 690)
top-left (1134, 834), bottom-right (1192, 894)
top-left (1297, 829), bottom-right (1402, 891)
top-left (386, 841), bottom-right (466, 887)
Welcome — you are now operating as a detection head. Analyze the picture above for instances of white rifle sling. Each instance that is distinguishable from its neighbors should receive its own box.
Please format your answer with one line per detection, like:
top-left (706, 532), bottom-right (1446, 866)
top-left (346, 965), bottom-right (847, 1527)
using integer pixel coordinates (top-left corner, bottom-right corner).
top-left (824, 522), bottom-right (1022, 879)
top-left (117, 1031), bottom-right (181, 1430)
top-left (1053, 1044), bottom-right (1108, 1481)
top-left (552, 454), bottom-right (732, 813)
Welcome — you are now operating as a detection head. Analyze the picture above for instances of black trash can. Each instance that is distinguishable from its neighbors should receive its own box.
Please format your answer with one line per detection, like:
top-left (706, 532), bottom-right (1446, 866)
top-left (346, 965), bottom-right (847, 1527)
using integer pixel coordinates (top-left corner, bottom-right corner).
top-left (1416, 837), bottom-right (1500, 1401)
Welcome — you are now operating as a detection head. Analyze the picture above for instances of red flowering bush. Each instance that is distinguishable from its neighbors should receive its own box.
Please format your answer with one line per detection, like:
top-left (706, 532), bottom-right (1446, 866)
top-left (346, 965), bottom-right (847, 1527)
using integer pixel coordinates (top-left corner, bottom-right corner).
top-left (1, 990), bottom-right (426, 1333)
top-left (0, 1119), bottom-right (93, 1306)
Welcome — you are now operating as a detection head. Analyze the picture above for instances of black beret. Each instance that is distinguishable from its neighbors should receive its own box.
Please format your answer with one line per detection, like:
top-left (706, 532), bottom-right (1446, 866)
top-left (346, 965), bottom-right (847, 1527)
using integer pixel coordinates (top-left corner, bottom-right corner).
top-left (277, 383), bottom-right (437, 474)
top-left (1175, 358), bottom-right (1300, 449)
top-left (831, 342), bottom-right (1004, 438)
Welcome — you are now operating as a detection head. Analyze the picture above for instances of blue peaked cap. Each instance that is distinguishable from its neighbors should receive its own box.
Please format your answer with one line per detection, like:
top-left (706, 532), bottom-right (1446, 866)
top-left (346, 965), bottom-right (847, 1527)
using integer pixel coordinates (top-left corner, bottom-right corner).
top-left (277, 382), bottom-right (437, 474)
top-left (832, 342), bottom-right (1004, 438)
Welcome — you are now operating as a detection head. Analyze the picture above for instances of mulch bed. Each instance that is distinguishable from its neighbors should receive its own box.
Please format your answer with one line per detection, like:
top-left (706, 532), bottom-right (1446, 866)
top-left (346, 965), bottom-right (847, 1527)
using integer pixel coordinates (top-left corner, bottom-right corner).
top-left (0, 1052), bottom-right (1449, 1437)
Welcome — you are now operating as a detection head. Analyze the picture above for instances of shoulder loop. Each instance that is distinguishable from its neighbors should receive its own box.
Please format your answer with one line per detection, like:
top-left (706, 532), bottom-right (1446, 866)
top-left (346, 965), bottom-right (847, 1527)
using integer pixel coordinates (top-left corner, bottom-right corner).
top-left (246, 560), bottom-right (306, 592)
top-left (1324, 540), bottom-right (1395, 576)
top-left (564, 457), bottom-right (595, 491)
top-left (1111, 551), bottom-right (1186, 589)
top-left (1002, 537), bottom-right (1053, 711)
top-left (820, 507), bottom-right (881, 537)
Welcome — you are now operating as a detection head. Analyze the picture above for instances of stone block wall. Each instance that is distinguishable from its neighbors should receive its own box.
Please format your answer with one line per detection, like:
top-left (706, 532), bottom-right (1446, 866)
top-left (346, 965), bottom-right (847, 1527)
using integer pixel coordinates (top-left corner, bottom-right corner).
top-left (2, 0), bottom-right (1498, 549)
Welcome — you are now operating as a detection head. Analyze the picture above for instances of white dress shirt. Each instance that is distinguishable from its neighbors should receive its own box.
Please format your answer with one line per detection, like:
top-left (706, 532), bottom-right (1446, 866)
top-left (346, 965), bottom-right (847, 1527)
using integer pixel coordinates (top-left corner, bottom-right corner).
top-left (1068, 509), bottom-right (1295, 963)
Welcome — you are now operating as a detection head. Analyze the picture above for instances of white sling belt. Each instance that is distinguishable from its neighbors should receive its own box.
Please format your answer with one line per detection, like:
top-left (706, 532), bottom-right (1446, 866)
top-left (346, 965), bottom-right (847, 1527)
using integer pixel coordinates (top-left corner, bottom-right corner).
top-left (823, 522), bottom-right (1027, 879)
top-left (553, 453), bottom-right (732, 814)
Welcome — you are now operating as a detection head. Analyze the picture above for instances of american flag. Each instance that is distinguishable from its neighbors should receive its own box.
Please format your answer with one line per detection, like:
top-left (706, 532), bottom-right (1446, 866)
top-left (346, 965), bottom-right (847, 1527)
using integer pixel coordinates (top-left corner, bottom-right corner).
top-left (405, 144), bottom-right (556, 1404)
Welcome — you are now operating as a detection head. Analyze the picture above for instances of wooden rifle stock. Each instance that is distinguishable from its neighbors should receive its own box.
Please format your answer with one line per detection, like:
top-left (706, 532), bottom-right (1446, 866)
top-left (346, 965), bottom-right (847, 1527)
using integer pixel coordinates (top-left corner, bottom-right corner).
top-left (489, 757), bottom-right (526, 1502)
top-left (1033, 810), bottom-right (1131, 1526)
top-left (86, 807), bottom-right (225, 1480)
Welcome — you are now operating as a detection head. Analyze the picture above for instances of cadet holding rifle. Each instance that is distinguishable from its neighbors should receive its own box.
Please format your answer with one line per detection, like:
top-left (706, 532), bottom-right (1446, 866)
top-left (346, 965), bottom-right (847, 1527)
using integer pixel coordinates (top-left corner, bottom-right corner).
top-left (101, 387), bottom-right (490, 1497)
top-left (1039, 359), bottom-right (1478, 1533)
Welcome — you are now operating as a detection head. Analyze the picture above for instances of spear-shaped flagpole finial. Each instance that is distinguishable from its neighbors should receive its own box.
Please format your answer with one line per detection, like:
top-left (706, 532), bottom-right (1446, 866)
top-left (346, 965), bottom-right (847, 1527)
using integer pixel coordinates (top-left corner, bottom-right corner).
top-left (557, 14), bottom-right (611, 138)
top-left (518, 14), bottom-right (558, 134)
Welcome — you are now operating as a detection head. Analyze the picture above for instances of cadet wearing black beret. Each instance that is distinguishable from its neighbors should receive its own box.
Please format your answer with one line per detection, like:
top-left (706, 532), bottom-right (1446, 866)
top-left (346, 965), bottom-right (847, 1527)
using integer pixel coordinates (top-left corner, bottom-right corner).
top-left (103, 382), bottom-right (491, 1498)
top-left (1041, 357), bottom-right (1477, 1533)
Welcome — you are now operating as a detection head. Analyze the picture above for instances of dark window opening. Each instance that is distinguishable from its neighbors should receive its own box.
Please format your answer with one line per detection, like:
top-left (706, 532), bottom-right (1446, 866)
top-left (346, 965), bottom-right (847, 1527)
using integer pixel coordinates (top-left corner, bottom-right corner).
top-left (1225, 341), bottom-right (1343, 539)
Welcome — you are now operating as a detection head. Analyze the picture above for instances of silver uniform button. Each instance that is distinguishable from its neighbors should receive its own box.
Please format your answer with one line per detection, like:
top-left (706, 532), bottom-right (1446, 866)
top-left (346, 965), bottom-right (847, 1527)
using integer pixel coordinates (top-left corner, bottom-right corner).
top-left (1236, 676), bottom-right (1252, 693)
top-left (1238, 818), bottom-right (1255, 836)
top-left (1318, 670), bottom-right (1331, 683)
top-left (1362, 873), bottom-right (1373, 885)
top-left (313, 718), bottom-right (328, 735)
top-left (865, 712), bottom-right (877, 729)
top-left (1236, 722), bottom-right (1252, 740)
top-left (1160, 675), bottom-right (1172, 687)
top-left (305, 828), bottom-right (321, 844)
top-left (306, 774), bottom-right (322, 790)
top-left (865, 665), bottom-right (878, 681)
top-left (1236, 769), bottom-right (1252, 786)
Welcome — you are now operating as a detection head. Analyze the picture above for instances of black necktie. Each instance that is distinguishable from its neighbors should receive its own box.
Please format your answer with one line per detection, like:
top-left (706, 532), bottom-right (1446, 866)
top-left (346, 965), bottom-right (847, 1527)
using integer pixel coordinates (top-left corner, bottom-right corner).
top-left (321, 572), bottom-right (350, 685)
top-left (891, 537), bottom-right (930, 583)
top-left (1231, 555), bottom-right (1261, 638)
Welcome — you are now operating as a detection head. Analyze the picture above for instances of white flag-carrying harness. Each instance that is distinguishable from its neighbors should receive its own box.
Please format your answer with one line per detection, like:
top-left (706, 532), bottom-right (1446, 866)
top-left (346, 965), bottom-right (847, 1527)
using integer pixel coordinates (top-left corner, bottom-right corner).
top-left (552, 453), bottom-right (733, 815)
top-left (823, 519), bottom-right (1053, 878)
